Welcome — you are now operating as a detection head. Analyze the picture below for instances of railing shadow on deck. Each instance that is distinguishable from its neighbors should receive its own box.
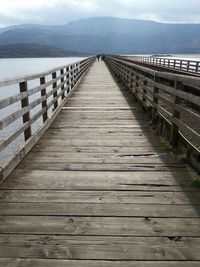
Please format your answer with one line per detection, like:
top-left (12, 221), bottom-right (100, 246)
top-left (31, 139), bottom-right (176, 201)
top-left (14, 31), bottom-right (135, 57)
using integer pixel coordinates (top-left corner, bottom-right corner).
top-left (105, 55), bottom-right (200, 216)
top-left (0, 56), bottom-right (96, 183)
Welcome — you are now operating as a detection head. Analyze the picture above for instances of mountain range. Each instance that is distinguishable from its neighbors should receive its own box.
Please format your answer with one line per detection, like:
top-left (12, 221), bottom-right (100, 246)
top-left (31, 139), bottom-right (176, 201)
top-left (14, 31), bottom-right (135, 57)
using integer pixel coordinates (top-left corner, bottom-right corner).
top-left (0, 43), bottom-right (82, 58)
top-left (0, 16), bottom-right (200, 55)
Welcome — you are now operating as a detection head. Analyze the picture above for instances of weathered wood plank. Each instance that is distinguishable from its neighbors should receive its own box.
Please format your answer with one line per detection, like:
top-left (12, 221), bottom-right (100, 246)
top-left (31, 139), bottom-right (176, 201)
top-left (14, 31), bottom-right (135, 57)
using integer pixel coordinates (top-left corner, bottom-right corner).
top-left (0, 235), bottom-right (200, 260)
top-left (17, 161), bottom-right (186, 172)
top-left (55, 116), bottom-right (147, 121)
top-left (0, 202), bottom-right (199, 217)
top-left (1, 190), bottom-right (199, 204)
top-left (31, 145), bottom-right (164, 153)
top-left (49, 125), bottom-right (148, 130)
top-left (45, 132), bottom-right (147, 139)
top-left (2, 170), bottom-right (197, 191)
top-left (57, 113), bottom-right (145, 118)
top-left (42, 134), bottom-right (155, 139)
top-left (50, 121), bottom-right (151, 127)
top-left (0, 259), bottom-right (199, 267)
top-left (0, 216), bottom-right (200, 236)
top-left (66, 101), bottom-right (135, 107)
top-left (36, 139), bottom-right (164, 147)
top-left (23, 152), bottom-right (175, 164)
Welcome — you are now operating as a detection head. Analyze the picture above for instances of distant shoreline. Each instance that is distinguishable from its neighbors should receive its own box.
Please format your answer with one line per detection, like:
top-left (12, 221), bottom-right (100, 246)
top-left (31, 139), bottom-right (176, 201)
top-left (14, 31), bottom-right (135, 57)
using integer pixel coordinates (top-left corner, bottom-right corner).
top-left (0, 55), bottom-right (88, 59)
top-left (0, 43), bottom-right (86, 58)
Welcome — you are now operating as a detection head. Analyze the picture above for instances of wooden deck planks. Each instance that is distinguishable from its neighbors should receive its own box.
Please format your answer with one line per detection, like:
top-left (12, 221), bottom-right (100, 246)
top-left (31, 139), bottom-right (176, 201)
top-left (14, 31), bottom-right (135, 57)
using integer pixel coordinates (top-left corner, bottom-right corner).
top-left (0, 235), bottom-right (200, 261)
top-left (0, 61), bottom-right (200, 266)
top-left (1, 216), bottom-right (200, 236)
top-left (0, 259), bottom-right (200, 267)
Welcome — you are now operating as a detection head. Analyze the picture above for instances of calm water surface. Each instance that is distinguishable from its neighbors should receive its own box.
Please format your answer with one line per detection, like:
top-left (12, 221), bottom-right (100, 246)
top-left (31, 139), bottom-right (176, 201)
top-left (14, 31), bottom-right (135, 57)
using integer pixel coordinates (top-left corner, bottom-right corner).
top-left (0, 57), bottom-right (84, 80)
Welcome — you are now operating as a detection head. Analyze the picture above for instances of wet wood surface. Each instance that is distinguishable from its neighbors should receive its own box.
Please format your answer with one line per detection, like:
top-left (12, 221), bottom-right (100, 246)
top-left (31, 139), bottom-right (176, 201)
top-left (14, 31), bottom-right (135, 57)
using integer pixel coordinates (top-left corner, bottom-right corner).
top-left (0, 61), bottom-right (200, 266)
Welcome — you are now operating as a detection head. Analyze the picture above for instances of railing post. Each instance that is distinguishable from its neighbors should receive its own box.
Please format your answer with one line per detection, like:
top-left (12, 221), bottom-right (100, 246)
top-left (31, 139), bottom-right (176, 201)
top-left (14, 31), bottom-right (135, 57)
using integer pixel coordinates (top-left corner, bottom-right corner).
top-left (129, 68), bottom-right (134, 93)
top-left (19, 81), bottom-right (32, 141)
top-left (152, 86), bottom-right (159, 125)
top-left (152, 73), bottom-right (159, 125)
top-left (135, 73), bottom-right (139, 97)
top-left (143, 80), bottom-right (147, 104)
top-left (170, 81), bottom-right (182, 146)
top-left (180, 60), bottom-right (183, 71)
top-left (126, 68), bottom-right (130, 88)
top-left (187, 61), bottom-right (190, 72)
top-left (66, 66), bottom-right (70, 94)
top-left (77, 62), bottom-right (81, 80)
top-left (70, 65), bottom-right (74, 89)
top-left (40, 76), bottom-right (48, 123)
top-left (195, 62), bottom-right (199, 73)
top-left (75, 63), bottom-right (79, 82)
top-left (52, 72), bottom-right (58, 111)
top-left (60, 69), bottom-right (65, 100)
top-left (156, 58), bottom-right (159, 65)
top-left (120, 66), bottom-right (123, 81)
top-left (73, 64), bottom-right (76, 87)
top-left (124, 66), bottom-right (127, 82)
top-left (124, 67), bottom-right (127, 87)
top-left (74, 64), bottom-right (77, 84)
top-left (73, 64), bottom-right (76, 85)
top-left (163, 59), bottom-right (166, 66)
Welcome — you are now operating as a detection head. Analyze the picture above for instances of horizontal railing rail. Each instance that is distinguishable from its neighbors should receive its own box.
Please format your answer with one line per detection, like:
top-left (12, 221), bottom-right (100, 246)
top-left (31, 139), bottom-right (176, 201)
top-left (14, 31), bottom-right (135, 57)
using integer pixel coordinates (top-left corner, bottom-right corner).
top-left (128, 56), bottom-right (200, 74)
top-left (105, 56), bottom-right (200, 159)
top-left (0, 56), bottom-right (96, 182)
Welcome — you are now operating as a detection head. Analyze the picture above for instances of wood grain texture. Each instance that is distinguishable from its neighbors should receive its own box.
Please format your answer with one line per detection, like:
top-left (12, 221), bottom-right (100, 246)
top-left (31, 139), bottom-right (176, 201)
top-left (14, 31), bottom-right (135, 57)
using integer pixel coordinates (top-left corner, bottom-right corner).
top-left (0, 61), bottom-right (199, 266)
top-left (0, 235), bottom-right (200, 260)
top-left (0, 216), bottom-right (200, 236)
top-left (0, 259), bottom-right (200, 267)
top-left (1, 190), bottom-right (200, 204)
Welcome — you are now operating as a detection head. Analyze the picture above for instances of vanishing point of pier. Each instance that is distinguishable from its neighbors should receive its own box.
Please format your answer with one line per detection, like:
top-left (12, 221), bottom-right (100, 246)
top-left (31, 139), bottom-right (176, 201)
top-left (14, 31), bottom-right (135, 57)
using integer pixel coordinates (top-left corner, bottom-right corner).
top-left (0, 56), bottom-right (200, 266)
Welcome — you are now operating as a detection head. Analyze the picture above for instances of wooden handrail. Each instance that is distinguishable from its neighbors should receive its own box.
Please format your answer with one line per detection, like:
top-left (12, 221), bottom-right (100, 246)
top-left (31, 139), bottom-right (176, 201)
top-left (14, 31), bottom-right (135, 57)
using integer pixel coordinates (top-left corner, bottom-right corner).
top-left (105, 56), bottom-right (200, 155)
top-left (0, 56), bottom-right (96, 182)
top-left (127, 56), bottom-right (200, 74)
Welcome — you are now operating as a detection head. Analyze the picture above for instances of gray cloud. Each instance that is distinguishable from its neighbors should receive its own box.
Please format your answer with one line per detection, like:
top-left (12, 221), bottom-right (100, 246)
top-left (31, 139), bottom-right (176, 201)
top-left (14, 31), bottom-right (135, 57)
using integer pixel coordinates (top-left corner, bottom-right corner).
top-left (0, 0), bottom-right (200, 27)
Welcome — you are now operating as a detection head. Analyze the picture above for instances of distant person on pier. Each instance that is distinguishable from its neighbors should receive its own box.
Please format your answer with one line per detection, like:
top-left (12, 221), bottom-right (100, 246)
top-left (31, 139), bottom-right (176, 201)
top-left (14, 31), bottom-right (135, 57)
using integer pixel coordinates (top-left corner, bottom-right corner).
top-left (97, 54), bottom-right (100, 61)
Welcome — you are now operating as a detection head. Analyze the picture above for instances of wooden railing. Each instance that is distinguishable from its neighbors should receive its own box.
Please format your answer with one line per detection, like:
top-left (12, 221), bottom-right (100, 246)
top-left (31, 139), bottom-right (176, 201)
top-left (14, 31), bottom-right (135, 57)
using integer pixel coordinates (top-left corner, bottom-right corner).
top-left (105, 56), bottom-right (200, 159)
top-left (0, 57), bottom-right (95, 182)
top-left (131, 56), bottom-right (200, 74)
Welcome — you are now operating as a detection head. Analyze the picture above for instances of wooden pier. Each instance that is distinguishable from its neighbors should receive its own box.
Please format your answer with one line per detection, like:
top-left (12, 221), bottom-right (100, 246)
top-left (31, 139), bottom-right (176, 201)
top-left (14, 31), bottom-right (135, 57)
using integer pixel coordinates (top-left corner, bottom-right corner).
top-left (0, 59), bottom-right (200, 266)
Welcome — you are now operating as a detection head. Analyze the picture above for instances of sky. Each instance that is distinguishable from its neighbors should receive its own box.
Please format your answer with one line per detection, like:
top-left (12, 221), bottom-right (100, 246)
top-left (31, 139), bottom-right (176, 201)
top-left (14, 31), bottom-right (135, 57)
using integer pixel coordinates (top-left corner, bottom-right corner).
top-left (0, 0), bottom-right (200, 28)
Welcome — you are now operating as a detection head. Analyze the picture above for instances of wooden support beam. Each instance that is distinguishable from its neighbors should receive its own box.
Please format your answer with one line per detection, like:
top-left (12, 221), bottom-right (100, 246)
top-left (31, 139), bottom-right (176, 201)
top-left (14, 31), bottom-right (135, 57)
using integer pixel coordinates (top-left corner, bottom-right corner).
top-left (19, 81), bottom-right (32, 141)
top-left (40, 76), bottom-right (48, 123)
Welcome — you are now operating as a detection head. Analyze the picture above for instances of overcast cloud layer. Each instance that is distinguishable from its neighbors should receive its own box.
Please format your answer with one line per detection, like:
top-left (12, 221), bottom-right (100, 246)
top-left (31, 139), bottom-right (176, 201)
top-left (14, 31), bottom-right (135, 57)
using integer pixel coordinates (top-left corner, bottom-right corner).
top-left (0, 0), bottom-right (200, 27)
